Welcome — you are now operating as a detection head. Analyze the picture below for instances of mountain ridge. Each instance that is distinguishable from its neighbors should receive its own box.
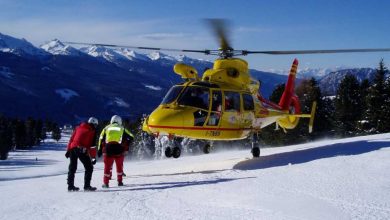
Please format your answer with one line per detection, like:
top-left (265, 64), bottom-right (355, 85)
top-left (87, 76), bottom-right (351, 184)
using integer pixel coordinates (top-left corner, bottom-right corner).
top-left (0, 32), bottom-right (385, 123)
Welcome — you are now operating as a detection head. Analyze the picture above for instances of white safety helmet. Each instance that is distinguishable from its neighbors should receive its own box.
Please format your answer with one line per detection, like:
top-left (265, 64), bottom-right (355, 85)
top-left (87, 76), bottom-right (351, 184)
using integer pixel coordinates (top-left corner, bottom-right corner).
top-left (110, 115), bottom-right (122, 125)
top-left (88, 117), bottom-right (98, 127)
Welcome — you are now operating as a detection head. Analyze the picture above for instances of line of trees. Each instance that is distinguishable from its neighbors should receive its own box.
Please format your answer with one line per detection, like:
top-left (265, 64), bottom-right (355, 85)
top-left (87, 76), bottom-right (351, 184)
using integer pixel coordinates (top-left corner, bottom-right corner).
top-left (0, 116), bottom-right (61, 160)
top-left (260, 59), bottom-right (390, 146)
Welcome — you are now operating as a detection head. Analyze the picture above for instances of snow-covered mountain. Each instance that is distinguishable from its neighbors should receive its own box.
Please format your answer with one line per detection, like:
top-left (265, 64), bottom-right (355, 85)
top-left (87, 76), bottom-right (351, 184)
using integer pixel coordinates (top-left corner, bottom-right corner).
top-left (80, 45), bottom-right (130, 62)
top-left (5, 32), bottom-right (384, 123)
top-left (298, 67), bottom-right (347, 79)
top-left (0, 32), bottom-right (49, 56)
top-left (269, 67), bottom-right (347, 79)
top-left (1, 133), bottom-right (390, 219)
top-left (318, 68), bottom-right (379, 95)
top-left (40, 39), bottom-right (85, 56)
top-left (119, 48), bottom-right (150, 62)
top-left (0, 34), bottom-right (215, 123)
top-left (148, 51), bottom-right (175, 61)
top-left (272, 65), bottom-right (387, 95)
top-left (0, 34), bottom-right (175, 123)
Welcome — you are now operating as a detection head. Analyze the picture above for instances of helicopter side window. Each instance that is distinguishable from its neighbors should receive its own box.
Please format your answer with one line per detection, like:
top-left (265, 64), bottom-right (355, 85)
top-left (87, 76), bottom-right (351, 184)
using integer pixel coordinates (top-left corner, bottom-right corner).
top-left (178, 86), bottom-right (210, 110)
top-left (207, 90), bottom-right (222, 126)
top-left (242, 93), bottom-right (254, 111)
top-left (211, 90), bottom-right (222, 112)
top-left (161, 86), bottom-right (184, 104)
top-left (224, 91), bottom-right (241, 112)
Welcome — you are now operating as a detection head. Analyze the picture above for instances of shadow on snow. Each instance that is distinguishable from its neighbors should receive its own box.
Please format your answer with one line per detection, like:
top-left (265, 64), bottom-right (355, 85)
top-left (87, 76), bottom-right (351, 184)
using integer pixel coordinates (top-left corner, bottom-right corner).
top-left (233, 138), bottom-right (390, 170)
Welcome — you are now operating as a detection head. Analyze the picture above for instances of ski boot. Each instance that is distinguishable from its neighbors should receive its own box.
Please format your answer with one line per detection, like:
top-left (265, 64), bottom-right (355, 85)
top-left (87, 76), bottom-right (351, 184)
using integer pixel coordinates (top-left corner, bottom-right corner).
top-left (84, 185), bottom-right (97, 191)
top-left (102, 183), bottom-right (109, 188)
top-left (118, 181), bottom-right (124, 187)
top-left (68, 185), bottom-right (80, 192)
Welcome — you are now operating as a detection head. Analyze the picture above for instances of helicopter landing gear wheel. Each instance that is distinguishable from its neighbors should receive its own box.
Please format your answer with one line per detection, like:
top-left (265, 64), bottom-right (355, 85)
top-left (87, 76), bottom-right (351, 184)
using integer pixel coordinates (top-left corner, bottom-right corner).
top-left (172, 147), bottom-right (181, 158)
top-left (251, 147), bottom-right (260, 157)
top-left (203, 143), bottom-right (211, 154)
top-left (250, 132), bottom-right (260, 158)
top-left (165, 147), bottom-right (172, 158)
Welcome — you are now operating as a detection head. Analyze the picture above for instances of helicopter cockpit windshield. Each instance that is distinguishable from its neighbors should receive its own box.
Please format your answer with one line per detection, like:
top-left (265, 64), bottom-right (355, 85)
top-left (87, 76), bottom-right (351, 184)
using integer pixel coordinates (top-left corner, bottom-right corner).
top-left (178, 86), bottom-right (210, 110)
top-left (161, 84), bottom-right (211, 110)
top-left (161, 86), bottom-right (184, 104)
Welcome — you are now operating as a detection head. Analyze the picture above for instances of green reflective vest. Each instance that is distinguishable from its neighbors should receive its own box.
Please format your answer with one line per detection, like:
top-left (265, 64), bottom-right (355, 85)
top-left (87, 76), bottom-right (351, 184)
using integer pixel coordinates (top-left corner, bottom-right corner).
top-left (98, 123), bottom-right (134, 150)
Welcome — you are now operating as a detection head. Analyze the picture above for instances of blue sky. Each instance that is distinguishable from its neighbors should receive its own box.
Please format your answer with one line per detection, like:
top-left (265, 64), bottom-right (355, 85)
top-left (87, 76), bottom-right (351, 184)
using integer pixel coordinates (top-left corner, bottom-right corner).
top-left (1, 0), bottom-right (390, 71)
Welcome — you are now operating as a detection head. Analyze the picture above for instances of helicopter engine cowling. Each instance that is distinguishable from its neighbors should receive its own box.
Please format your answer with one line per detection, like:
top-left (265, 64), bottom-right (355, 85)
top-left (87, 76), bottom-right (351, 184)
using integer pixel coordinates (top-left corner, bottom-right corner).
top-left (174, 63), bottom-right (199, 80)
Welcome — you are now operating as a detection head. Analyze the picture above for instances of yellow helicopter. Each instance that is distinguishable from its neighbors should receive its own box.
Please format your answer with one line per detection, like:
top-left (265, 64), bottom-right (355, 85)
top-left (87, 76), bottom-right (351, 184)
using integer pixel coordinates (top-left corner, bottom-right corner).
top-left (67, 19), bottom-right (390, 159)
top-left (142, 56), bottom-right (314, 159)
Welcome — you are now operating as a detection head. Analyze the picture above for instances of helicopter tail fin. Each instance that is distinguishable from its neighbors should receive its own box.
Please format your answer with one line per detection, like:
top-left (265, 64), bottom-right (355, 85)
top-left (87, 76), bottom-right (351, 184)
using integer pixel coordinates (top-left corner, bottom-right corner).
top-left (278, 59), bottom-right (299, 111)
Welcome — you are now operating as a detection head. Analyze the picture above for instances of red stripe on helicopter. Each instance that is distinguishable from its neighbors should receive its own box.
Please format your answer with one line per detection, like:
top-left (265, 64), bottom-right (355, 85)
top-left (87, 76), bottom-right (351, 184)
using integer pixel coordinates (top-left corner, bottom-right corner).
top-left (148, 125), bottom-right (252, 131)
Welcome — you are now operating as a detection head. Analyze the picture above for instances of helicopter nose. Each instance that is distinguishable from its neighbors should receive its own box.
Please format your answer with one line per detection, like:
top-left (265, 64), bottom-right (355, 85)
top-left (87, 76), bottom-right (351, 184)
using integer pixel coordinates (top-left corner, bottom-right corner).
top-left (146, 108), bottom-right (184, 135)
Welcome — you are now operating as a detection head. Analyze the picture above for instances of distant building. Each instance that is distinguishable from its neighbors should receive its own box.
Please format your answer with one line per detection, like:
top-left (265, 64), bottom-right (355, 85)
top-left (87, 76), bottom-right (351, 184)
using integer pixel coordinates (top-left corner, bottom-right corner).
top-left (62, 124), bottom-right (74, 134)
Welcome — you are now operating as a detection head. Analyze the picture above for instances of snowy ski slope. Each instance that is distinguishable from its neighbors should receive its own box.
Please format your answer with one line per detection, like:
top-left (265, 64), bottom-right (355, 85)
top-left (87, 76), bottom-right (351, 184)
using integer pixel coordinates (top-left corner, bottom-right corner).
top-left (1, 133), bottom-right (390, 220)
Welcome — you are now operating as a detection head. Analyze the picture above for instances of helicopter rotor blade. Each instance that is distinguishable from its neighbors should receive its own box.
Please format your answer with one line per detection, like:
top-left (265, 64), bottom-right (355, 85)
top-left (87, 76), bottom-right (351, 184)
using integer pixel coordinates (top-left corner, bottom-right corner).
top-left (245, 48), bottom-right (390, 55)
top-left (63, 41), bottom-right (212, 54)
top-left (206, 19), bottom-right (233, 51)
top-left (64, 42), bottom-right (390, 57)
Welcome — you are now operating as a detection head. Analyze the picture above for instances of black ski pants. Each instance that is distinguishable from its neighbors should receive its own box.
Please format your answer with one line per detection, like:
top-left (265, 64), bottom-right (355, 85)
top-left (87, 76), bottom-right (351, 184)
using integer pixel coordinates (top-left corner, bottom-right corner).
top-left (67, 147), bottom-right (94, 187)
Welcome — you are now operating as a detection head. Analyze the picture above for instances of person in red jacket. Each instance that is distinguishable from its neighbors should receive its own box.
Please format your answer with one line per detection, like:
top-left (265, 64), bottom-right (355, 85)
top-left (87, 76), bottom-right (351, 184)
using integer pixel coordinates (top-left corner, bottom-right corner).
top-left (66, 117), bottom-right (98, 191)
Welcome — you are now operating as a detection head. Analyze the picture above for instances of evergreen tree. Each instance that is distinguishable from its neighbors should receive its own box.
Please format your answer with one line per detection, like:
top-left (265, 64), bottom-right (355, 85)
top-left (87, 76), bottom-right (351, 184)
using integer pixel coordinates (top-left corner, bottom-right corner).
top-left (335, 74), bottom-right (362, 136)
top-left (382, 76), bottom-right (390, 132)
top-left (295, 78), bottom-right (334, 138)
top-left (25, 117), bottom-right (36, 147)
top-left (0, 116), bottom-right (13, 160)
top-left (0, 116), bottom-right (53, 159)
top-left (321, 97), bottom-right (336, 135)
top-left (279, 78), bottom-right (331, 143)
top-left (44, 120), bottom-right (55, 132)
top-left (51, 124), bottom-right (61, 142)
top-left (13, 119), bottom-right (27, 149)
top-left (269, 83), bottom-right (285, 103)
top-left (34, 119), bottom-right (44, 144)
top-left (359, 79), bottom-right (371, 132)
top-left (40, 125), bottom-right (47, 143)
top-left (365, 59), bottom-right (388, 133)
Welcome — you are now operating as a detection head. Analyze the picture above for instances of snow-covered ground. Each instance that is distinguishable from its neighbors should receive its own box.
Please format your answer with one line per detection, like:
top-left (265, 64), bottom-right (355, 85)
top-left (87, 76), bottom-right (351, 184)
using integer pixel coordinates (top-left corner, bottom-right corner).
top-left (1, 134), bottom-right (390, 220)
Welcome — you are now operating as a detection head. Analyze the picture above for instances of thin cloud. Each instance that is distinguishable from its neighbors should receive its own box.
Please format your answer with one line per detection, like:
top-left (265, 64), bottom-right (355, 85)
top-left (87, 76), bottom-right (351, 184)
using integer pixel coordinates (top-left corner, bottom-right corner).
top-left (140, 32), bottom-right (190, 41)
top-left (0, 18), bottom-right (213, 54)
top-left (236, 26), bottom-right (272, 33)
top-left (0, 19), bottom-right (181, 45)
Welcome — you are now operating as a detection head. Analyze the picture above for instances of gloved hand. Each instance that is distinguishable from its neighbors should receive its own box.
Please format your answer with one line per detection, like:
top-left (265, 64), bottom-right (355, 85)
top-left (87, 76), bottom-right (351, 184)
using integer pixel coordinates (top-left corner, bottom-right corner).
top-left (91, 158), bottom-right (96, 165)
top-left (97, 149), bottom-right (102, 158)
top-left (65, 151), bottom-right (70, 158)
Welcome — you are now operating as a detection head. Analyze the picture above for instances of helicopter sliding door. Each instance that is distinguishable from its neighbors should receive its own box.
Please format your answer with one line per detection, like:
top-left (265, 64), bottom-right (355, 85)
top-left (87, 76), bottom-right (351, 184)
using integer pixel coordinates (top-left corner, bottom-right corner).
top-left (220, 91), bottom-right (241, 139)
top-left (241, 93), bottom-right (255, 137)
top-left (206, 90), bottom-right (222, 126)
top-left (178, 86), bottom-right (210, 127)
